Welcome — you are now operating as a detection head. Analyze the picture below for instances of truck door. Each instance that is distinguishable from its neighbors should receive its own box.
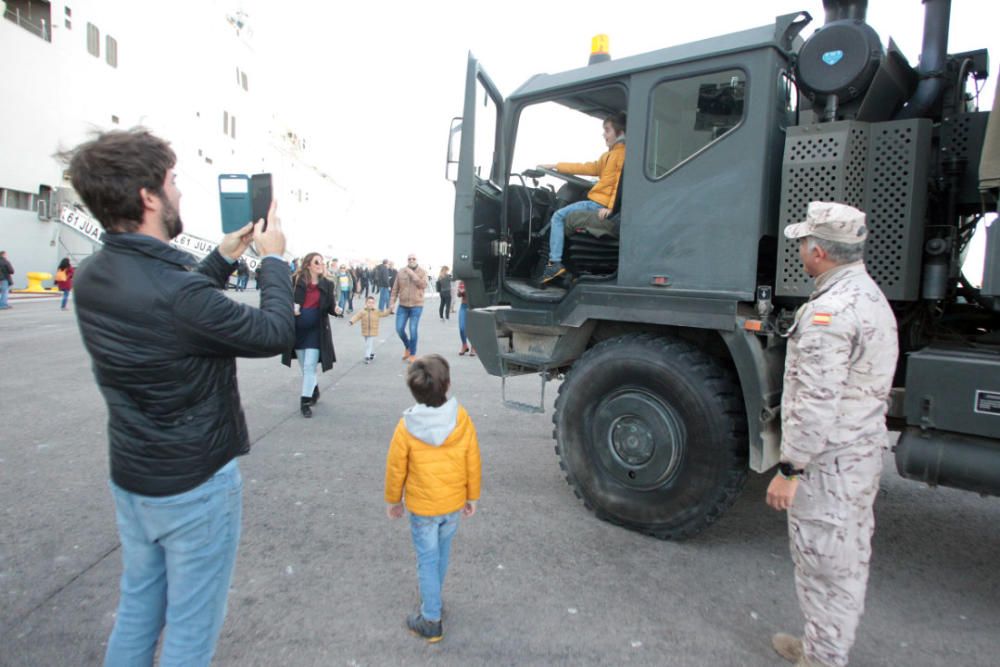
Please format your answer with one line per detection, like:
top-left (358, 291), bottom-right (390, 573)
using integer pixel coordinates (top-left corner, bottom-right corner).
top-left (452, 54), bottom-right (504, 304)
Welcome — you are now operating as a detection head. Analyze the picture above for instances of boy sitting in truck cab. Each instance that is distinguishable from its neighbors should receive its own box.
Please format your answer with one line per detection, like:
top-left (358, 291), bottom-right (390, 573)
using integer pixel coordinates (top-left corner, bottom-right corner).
top-left (538, 112), bottom-right (626, 284)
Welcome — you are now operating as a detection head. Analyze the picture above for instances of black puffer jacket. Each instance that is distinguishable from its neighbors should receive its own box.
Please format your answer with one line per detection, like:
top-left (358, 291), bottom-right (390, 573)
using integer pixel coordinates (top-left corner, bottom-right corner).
top-left (74, 233), bottom-right (294, 496)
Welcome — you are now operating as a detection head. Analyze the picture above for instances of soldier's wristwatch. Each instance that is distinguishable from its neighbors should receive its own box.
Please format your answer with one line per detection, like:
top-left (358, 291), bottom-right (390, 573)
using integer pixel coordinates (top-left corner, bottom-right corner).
top-left (777, 461), bottom-right (804, 479)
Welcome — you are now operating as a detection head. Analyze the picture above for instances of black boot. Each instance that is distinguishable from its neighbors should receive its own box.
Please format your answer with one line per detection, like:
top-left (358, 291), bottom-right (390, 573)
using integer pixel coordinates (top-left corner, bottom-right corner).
top-left (310, 385), bottom-right (320, 406)
top-left (300, 397), bottom-right (312, 418)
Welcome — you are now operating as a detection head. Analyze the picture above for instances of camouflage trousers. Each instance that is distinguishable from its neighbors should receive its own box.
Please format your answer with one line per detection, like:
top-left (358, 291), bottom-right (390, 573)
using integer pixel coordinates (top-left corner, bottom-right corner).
top-left (788, 443), bottom-right (885, 667)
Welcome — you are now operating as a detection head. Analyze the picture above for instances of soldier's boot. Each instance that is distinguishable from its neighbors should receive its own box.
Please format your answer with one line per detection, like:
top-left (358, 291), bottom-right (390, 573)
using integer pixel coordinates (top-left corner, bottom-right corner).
top-left (772, 633), bottom-right (804, 663)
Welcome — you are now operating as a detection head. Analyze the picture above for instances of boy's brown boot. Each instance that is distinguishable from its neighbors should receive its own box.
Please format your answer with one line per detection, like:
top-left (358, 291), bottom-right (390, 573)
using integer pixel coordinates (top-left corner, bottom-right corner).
top-left (406, 612), bottom-right (442, 643)
top-left (772, 633), bottom-right (804, 663)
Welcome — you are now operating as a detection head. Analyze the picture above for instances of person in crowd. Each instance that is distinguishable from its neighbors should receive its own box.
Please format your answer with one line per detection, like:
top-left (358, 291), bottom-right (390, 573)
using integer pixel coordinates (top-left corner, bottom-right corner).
top-left (767, 202), bottom-right (898, 667)
top-left (54, 257), bottom-right (75, 310)
top-left (254, 265), bottom-right (261, 290)
top-left (0, 250), bottom-right (14, 309)
top-left (388, 261), bottom-right (398, 291)
top-left (538, 112), bottom-right (626, 284)
top-left (352, 265), bottom-right (364, 308)
top-left (389, 253), bottom-right (428, 362)
top-left (282, 252), bottom-right (342, 418)
top-left (375, 258), bottom-right (392, 311)
top-left (61, 128), bottom-right (293, 667)
top-left (335, 265), bottom-right (354, 315)
top-left (457, 281), bottom-right (475, 357)
top-left (436, 266), bottom-right (453, 321)
top-left (236, 258), bottom-right (249, 291)
top-left (384, 354), bottom-right (481, 643)
top-left (349, 294), bottom-right (393, 363)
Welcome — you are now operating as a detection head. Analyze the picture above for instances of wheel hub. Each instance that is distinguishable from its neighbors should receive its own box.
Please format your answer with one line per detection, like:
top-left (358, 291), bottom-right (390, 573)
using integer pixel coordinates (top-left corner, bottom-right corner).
top-left (610, 417), bottom-right (656, 465)
top-left (592, 390), bottom-right (685, 489)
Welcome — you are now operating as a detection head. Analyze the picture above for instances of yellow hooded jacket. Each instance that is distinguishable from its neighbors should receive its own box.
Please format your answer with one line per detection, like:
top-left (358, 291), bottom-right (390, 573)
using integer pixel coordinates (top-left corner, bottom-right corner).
top-left (556, 141), bottom-right (625, 209)
top-left (384, 398), bottom-right (482, 516)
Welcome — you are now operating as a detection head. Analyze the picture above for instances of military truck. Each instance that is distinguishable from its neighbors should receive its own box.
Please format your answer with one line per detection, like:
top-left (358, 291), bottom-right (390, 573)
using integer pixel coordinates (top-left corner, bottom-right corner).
top-left (446, 0), bottom-right (1000, 539)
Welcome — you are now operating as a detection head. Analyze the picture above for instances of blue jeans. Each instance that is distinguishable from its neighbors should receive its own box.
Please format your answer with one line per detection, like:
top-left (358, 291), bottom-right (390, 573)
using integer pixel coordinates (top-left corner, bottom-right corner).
top-left (395, 305), bottom-right (423, 356)
top-left (458, 303), bottom-right (468, 346)
top-left (60, 289), bottom-right (70, 308)
top-left (338, 290), bottom-right (349, 313)
top-left (296, 347), bottom-right (320, 398)
top-left (0, 280), bottom-right (9, 308)
top-left (378, 287), bottom-right (390, 310)
top-left (410, 511), bottom-right (460, 622)
top-left (104, 460), bottom-right (243, 667)
top-left (549, 199), bottom-right (602, 262)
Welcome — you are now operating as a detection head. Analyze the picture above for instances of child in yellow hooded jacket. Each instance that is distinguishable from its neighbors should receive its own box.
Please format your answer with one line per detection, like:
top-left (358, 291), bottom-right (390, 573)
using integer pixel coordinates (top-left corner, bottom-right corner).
top-left (385, 354), bottom-right (481, 642)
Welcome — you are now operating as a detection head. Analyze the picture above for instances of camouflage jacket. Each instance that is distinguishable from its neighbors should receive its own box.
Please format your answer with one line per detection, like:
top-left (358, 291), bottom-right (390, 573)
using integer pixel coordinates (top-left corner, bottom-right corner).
top-left (780, 261), bottom-right (899, 468)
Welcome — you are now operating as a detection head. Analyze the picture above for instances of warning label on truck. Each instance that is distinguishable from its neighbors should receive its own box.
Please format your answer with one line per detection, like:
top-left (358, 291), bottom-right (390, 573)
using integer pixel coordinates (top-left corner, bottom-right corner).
top-left (975, 390), bottom-right (1000, 416)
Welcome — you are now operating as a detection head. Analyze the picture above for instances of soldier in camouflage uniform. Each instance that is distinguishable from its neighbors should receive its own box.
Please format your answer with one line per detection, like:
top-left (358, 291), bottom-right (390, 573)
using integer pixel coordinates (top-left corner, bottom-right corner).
top-left (766, 202), bottom-right (899, 667)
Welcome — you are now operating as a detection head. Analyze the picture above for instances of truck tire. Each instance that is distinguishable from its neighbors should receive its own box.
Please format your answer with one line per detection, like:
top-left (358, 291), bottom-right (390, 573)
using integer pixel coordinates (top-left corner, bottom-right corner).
top-left (553, 333), bottom-right (748, 540)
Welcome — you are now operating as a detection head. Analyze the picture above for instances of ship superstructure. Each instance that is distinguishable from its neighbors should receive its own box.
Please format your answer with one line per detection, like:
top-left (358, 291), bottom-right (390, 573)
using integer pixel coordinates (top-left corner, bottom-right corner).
top-left (0, 0), bottom-right (350, 278)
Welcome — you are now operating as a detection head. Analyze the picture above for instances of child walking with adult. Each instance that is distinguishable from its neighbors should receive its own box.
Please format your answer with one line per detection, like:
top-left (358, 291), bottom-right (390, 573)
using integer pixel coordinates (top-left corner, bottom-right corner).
top-left (282, 252), bottom-right (342, 417)
top-left (389, 253), bottom-right (428, 362)
top-left (349, 295), bottom-right (393, 363)
top-left (384, 354), bottom-right (481, 643)
top-left (436, 266), bottom-right (453, 321)
top-left (54, 257), bottom-right (75, 310)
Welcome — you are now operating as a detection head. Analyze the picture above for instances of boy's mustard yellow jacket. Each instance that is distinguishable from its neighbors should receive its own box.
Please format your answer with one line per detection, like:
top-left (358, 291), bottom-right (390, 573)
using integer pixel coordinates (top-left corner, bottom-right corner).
top-left (556, 140), bottom-right (625, 209)
top-left (384, 398), bottom-right (481, 516)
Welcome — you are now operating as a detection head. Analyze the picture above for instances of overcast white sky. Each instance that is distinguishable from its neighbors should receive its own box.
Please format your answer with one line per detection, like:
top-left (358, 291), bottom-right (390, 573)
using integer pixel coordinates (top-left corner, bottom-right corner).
top-left (243, 0), bottom-right (998, 268)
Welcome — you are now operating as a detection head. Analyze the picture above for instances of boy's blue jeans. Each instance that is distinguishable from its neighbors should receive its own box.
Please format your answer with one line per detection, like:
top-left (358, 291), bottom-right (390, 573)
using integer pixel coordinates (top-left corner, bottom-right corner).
top-left (410, 511), bottom-right (460, 622)
top-left (395, 305), bottom-right (423, 356)
top-left (549, 199), bottom-right (602, 262)
top-left (104, 460), bottom-right (243, 667)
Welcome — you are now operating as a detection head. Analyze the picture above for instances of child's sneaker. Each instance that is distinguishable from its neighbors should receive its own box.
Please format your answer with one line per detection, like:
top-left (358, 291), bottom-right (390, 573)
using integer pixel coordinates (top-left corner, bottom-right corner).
top-left (364, 357), bottom-right (370, 364)
top-left (406, 612), bottom-right (442, 643)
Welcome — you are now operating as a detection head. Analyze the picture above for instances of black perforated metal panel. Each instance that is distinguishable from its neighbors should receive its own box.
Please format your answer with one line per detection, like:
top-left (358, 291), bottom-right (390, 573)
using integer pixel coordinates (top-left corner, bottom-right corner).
top-left (777, 122), bottom-right (867, 296)
top-left (777, 119), bottom-right (930, 300)
top-left (864, 120), bottom-right (929, 299)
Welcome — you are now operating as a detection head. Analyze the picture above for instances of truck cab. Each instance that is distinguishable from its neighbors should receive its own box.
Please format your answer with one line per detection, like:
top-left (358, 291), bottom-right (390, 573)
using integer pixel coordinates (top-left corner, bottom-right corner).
top-left (449, 1), bottom-right (999, 539)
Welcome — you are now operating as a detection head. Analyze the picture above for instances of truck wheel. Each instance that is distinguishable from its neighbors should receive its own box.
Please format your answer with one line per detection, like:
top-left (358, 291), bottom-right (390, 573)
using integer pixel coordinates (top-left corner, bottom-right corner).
top-left (553, 333), bottom-right (748, 540)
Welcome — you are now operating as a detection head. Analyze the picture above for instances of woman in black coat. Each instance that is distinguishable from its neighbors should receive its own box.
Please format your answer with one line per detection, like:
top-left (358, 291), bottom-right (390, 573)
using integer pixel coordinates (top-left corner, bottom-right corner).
top-left (281, 252), bottom-right (341, 417)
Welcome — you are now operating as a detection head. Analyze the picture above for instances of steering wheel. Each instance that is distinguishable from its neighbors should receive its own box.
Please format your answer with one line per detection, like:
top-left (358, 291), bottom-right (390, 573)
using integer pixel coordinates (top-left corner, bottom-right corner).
top-left (523, 167), bottom-right (595, 190)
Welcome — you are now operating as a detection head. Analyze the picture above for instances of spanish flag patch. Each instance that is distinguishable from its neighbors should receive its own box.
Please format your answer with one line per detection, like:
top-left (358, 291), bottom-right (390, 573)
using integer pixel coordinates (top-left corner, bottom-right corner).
top-left (812, 313), bottom-right (833, 325)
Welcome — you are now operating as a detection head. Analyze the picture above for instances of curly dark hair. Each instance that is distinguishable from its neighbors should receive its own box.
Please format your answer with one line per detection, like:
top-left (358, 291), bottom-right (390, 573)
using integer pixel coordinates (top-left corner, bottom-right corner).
top-left (57, 128), bottom-right (176, 233)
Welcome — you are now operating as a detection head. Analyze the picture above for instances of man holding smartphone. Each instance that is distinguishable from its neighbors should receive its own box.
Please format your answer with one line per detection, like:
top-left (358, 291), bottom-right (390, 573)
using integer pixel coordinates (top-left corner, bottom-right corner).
top-left (62, 128), bottom-right (294, 667)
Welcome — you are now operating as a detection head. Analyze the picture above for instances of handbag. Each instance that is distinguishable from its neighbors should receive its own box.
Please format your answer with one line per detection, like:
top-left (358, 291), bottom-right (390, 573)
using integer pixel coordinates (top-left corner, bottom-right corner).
top-left (55, 269), bottom-right (68, 282)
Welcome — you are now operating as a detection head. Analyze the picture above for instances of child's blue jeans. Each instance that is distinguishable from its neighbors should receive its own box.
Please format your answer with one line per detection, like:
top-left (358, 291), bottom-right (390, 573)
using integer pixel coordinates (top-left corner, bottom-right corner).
top-left (410, 510), bottom-right (460, 622)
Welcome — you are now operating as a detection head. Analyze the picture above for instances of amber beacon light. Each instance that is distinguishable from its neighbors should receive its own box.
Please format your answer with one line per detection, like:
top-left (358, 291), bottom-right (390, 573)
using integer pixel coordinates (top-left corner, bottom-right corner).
top-left (588, 34), bottom-right (610, 65)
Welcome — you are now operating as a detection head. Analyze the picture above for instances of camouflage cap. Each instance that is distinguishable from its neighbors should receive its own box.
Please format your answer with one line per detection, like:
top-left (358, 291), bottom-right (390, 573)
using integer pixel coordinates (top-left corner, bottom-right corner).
top-left (783, 201), bottom-right (868, 244)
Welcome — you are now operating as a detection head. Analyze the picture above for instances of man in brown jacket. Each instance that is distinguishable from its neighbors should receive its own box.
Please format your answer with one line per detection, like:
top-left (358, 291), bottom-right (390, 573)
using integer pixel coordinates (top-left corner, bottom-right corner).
top-left (389, 253), bottom-right (429, 361)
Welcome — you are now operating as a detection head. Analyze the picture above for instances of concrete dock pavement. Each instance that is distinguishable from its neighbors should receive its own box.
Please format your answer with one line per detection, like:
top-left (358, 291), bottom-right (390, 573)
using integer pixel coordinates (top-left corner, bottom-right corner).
top-left (1, 291), bottom-right (999, 666)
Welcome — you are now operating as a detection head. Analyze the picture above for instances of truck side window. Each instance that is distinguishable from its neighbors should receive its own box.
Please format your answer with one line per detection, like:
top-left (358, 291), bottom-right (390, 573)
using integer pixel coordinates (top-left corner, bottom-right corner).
top-left (646, 69), bottom-right (746, 179)
top-left (474, 78), bottom-right (500, 184)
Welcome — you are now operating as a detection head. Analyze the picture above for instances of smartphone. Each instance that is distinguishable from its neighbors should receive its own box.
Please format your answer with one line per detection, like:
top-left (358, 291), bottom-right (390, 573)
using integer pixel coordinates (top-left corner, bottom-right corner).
top-left (251, 173), bottom-right (272, 230)
top-left (218, 174), bottom-right (252, 234)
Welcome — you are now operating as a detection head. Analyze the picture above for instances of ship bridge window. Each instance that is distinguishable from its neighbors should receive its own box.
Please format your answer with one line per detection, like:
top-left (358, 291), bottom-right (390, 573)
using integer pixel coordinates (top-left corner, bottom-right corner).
top-left (646, 68), bottom-right (746, 179)
top-left (86, 22), bottom-right (99, 57)
top-left (106, 35), bottom-right (117, 67)
top-left (4, 0), bottom-right (53, 42)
